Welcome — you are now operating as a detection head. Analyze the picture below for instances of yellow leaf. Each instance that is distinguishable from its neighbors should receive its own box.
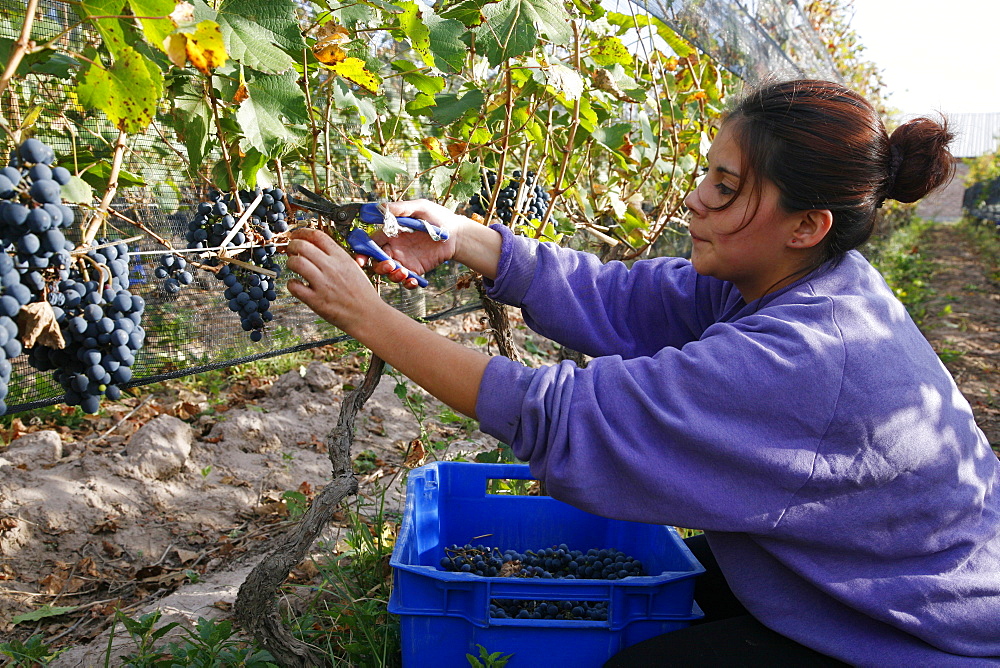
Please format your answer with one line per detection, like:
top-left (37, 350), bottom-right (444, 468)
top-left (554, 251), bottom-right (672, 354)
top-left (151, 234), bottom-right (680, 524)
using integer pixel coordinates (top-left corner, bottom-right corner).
top-left (313, 42), bottom-right (346, 65)
top-left (329, 57), bottom-right (380, 95)
top-left (186, 20), bottom-right (227, 74)
top-left (163, 33), bottom-right (187, 68)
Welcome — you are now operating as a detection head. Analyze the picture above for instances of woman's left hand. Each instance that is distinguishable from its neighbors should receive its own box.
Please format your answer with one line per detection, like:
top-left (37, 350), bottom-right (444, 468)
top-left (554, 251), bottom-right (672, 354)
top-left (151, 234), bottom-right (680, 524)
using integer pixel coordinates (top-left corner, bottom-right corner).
top-left (285, 227), bottom-right (387, 333)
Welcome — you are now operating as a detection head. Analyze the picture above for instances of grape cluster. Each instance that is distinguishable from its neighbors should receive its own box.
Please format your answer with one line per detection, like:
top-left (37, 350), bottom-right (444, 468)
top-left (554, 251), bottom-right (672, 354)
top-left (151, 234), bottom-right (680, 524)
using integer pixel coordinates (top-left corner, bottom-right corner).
top-left (467, 170), bottom-right (551, 225)
top-left (0, 253), bottom-right (25, 414)
top-left (28, 239), bottom-right (146, 414)
top-left (489, 599), bottom-right (609, 622)
top-left (0, 137), bottom-right (75, 303)
top-left (185, 188), bottom-right (286, 341)
top-left (440, 543), bottom-right (645, 581)
top-left (154, 253), bottom-right (194, 295)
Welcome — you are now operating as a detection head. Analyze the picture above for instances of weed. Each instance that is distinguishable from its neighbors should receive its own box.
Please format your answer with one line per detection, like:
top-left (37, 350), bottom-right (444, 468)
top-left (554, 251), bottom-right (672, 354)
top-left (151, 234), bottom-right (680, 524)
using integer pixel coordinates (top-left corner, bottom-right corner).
top-left (0, 634), bottom-right (64, 666)
top-left (281, 490), bottom-right (309, 520)
top-left (466, 644), bottom-right (513, 668)
top-left (353, 449), bottom-right (379, 474)
top-left (285, 497), bottom-right (401, 667)
top-left (937, 347), bottom-right (966, 365)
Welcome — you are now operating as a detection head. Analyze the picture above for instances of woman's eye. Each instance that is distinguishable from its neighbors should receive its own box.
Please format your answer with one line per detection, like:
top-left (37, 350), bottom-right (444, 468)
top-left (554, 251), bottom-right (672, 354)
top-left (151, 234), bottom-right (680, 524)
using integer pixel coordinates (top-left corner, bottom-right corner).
top-left (716, 183), bottom-right (735, 196)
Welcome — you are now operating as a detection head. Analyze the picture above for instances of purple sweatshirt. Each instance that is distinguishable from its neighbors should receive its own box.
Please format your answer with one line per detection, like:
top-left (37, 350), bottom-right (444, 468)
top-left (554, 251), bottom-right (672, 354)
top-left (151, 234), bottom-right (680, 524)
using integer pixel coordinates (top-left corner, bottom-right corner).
top-left (475, 225), bottom-right (1000, 666)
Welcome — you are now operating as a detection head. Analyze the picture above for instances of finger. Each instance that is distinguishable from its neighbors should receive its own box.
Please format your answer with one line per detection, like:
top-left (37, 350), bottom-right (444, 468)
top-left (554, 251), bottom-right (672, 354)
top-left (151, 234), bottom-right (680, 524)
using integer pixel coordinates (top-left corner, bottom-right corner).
top-left (285, 254), bottom-right (326, 289)
top-left (289, 227), bottom-right (341, 254)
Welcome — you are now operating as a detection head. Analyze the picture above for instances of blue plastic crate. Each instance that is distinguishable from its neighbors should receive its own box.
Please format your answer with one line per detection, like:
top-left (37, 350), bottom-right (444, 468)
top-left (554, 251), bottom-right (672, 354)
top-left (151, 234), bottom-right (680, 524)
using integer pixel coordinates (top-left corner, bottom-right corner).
top-left (389, 462), bottom-right (705, 667)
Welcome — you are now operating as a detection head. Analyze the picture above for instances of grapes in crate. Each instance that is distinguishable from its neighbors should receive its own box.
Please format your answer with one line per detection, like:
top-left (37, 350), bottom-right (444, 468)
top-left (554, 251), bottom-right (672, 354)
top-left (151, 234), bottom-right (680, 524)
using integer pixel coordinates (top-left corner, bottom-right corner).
top-left (440, 543), bottom-right (645, 581)
top-left (467, 170), bottom-right (551, 225)
top-left (185, 187), bottom-right (287, 342)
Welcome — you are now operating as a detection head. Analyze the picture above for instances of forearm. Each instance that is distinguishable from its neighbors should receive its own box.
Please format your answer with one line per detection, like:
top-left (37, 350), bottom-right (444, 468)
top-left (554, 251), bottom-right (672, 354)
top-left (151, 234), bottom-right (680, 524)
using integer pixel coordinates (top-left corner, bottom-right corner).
top-left (347, 302), bottom-right (491, 419)
top-left (452, 219), bottom-right (503, 281)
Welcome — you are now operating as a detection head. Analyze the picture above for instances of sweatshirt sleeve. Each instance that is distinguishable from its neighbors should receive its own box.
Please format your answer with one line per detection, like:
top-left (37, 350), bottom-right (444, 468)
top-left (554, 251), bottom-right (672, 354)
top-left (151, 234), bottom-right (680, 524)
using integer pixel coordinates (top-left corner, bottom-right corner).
top-left (484, 224), bottom-right (736, 358)
top-left (476, 298), bottom-right (846, 534)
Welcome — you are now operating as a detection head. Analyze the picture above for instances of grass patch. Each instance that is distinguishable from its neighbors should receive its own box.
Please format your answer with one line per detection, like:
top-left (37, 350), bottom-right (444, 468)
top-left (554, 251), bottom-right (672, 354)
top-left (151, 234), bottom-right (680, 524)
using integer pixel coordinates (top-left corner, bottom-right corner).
top-left (864, 218), bottom-right (937, 327)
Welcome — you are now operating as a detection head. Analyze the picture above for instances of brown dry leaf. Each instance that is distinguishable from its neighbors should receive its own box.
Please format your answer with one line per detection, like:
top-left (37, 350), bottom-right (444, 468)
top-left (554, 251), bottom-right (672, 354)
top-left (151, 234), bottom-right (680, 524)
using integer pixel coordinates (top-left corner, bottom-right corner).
top-left (212, 600), bottom-right (232, 611)
top-left (0, 516), bottom-right (18, 532)
top-left (91, 517), bottom-right (120, 534)
top-left (0, 563), bottom-right (17, 580)
top-left (447, 142), bottom-right (468, 160)
top-left (134, 564), bottom-right (164, 580)
top-left (298, 481), bottom-right (313, 497)
top-left (18, 301), bottom-right (65, 349)
top-left (175, 548), bottom-right (200, 564)
top-left (3, 417), bottom-right (28, 442)
top-left (76, 557), bottom-right (101, 578)
top-left (102, 540), bottom-right (123, 558)
top-left (404, 438), bottom-right (426, 469)
top-left (233, 82), bottom-right (249, 104)
top-left (172, 401), bottom-right (201, 420)
top-left (38, 572), bottom-right (66, 595)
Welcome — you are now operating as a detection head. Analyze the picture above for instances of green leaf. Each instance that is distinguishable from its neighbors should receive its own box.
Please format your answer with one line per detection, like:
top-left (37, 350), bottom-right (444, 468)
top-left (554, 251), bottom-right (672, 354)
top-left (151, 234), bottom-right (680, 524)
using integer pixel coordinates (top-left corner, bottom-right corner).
top-left (395, 65), bottom-right (445, 96)
top-left (474, 0), bottom-right (572, 67)
top-left (76, 46), bottom-right (163, 133)
top-left (172, 87), bottom-right (212, 171)
top-left (78, 159), bottom-right (147, 190)
top-left (128, 0), bottom-right (175, 52)
top-left (79, 0), bottom-right (129, 57)
top-left (424, 10), bottom-right (467, 74)
top-left (333, 80), bottom-right (377, 131)
top-left (12, 605), bottom-right (78, 625)
top-left (592, 122), bottom-right (632, 151)
top-left (239, 147), bottom-right (269, 188)
top-left (439, 0), bottom-right (487, 27)
top-left (590, 35), bottom-right (631, 66)
top-left (364, 151), bottom-right (409, 183)
top-left (216, 0), bottom-right (304, 73)
top-left (236, 71), bottom-right (309, 158)
top-left (397, 1), bottom-right (433, 67)
top-left (61, 176), bottom-right (94, 204)
top-left (430, 88), bottom-right (485, 126)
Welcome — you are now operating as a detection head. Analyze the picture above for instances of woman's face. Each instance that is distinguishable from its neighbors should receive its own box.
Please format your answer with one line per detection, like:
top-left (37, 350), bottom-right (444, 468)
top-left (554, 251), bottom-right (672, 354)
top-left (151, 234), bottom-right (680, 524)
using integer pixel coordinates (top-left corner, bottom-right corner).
top-left (683, 122), bottom-right (808, 302)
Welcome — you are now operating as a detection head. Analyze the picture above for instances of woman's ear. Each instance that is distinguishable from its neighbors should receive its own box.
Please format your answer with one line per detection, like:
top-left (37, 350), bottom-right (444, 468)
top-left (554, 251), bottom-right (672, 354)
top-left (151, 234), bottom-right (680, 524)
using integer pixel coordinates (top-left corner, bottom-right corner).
top-left (788, 209), bottom-right (833, 249)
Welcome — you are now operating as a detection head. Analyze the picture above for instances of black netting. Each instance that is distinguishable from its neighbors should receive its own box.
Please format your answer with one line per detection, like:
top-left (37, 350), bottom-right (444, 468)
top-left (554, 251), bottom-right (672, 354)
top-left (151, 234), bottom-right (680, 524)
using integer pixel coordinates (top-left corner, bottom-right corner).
top-left (629, 0), bottom-right (840, 82)
top-left (964, 178), bottom-right (1000, 224)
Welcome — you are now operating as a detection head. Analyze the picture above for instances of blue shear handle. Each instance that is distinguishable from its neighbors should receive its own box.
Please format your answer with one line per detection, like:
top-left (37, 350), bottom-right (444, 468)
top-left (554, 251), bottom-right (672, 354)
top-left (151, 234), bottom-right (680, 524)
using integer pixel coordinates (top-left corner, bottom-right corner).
top-left (358, 202), bottom-right (449, 240)
top-left (346, 228), bottom-right (428, 288)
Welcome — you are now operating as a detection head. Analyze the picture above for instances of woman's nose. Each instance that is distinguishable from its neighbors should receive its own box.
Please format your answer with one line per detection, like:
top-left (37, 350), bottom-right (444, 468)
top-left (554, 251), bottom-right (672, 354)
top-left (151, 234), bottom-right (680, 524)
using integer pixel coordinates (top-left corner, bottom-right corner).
top-left (683, 189), bottom-right (700, 216)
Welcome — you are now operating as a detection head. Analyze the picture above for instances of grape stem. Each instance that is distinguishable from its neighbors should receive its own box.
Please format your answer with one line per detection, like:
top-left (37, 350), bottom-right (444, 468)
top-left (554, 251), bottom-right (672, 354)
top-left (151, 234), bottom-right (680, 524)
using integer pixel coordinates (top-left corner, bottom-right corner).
top-left (217, 190), bottom-right (263, 255)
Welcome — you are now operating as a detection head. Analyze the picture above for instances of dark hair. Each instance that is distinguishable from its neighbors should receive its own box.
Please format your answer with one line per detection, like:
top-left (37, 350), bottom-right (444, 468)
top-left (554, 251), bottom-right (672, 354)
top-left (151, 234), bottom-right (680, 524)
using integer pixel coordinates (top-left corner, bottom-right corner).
top-left (721, 79), bottom-right (955, 261)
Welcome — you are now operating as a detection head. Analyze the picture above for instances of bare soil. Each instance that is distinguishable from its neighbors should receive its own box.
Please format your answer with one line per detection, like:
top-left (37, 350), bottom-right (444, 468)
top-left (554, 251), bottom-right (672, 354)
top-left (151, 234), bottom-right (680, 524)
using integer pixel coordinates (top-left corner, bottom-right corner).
top-left (0, 222), bottom-right (996, 663)
top-left (917, 223), bottom-right (1000, 454)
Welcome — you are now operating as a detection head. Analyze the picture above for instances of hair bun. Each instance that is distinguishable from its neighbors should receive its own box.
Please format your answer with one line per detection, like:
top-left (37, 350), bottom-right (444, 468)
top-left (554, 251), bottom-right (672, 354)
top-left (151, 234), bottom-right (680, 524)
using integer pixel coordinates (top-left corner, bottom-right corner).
top-left (887, 116), bottom-right (956, 204)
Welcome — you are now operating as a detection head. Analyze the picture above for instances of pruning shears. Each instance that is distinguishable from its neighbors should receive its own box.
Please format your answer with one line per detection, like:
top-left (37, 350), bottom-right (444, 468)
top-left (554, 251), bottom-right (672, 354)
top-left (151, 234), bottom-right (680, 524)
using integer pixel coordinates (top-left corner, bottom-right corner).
top-left (288, 185), bottom-right (448, 288)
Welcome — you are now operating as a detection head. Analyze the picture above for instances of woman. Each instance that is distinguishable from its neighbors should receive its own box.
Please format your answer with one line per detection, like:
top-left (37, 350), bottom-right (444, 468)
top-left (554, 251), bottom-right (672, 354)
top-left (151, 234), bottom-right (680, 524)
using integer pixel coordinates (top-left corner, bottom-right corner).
top-left (285, 80), bottom-right (1000, 665)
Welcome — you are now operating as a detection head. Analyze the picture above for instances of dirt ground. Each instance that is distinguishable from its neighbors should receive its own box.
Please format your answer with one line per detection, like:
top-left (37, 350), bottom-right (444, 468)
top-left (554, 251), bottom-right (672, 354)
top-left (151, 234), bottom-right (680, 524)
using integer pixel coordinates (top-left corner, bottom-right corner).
top-left (0, 222), bottom-right (997, 663)
top-left (918, 224), bottom-right (1000, 453)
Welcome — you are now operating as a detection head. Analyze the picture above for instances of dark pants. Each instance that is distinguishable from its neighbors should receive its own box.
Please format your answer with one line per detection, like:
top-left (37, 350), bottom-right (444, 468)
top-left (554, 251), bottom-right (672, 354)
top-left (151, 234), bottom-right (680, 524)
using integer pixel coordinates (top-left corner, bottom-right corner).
top-left (604, 534), bottom-right (850, 667)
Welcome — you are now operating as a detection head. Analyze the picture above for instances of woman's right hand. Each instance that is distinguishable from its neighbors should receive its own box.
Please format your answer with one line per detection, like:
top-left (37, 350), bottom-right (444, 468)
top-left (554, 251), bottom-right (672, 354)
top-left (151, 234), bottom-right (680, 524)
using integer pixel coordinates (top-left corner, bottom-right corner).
top-left (361, 199), bottom-right (503, 288)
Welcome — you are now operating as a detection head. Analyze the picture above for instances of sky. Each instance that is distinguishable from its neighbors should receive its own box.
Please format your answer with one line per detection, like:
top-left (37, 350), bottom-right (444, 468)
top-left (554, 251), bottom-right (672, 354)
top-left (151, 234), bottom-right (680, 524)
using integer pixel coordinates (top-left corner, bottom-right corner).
top-left (848, 0), bottom-right (1000, 117)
